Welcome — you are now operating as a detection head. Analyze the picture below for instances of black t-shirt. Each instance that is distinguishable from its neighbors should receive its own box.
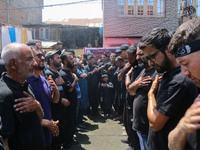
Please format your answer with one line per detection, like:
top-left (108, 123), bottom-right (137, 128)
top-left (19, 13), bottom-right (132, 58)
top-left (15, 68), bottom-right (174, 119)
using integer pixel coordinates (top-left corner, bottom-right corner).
top-left (147, 66), bottom-right (198, 150)
top-left (84, 64), bottom-right (100, 89)
top-left (132, 68), bottom-right (157, 135)
top-left (103, 62), bottom-right (117, 84)
top-left (59, 68), bottom-right (77, 109)
top-left (0, 73), bottom-right (45, 150)
top-left (45, 68), bottom-right (65, 120)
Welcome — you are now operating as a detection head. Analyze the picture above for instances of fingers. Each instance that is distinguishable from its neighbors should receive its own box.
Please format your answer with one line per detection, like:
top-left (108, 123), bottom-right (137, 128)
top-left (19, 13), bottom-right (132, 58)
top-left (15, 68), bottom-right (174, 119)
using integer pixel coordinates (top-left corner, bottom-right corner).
top-left (23, 91), bottom-right (31, 97)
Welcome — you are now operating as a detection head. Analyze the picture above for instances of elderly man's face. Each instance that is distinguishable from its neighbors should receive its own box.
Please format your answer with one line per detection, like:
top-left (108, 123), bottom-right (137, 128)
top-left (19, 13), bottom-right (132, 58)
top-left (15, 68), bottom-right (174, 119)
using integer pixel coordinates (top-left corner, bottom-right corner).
top-left (18, 46), bottom-right (36, 79)
top-left (176, 52), bottom-right (200, 87)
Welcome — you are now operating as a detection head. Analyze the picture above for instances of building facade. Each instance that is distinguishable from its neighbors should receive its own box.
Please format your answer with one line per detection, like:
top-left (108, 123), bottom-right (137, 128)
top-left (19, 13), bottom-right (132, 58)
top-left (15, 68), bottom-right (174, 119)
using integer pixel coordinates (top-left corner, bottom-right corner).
top-left (0, 0), bottom-right (43, 26)
top-left (103, 0), bottom-right (200, 47)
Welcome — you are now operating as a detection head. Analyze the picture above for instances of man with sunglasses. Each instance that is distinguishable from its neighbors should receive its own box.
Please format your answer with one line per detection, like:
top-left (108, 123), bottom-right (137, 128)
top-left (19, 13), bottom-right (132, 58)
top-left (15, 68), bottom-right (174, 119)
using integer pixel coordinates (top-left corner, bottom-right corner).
top-left (168, 18), bottom-right (200, 150)
top-left (138, 27), bottom-right (198, 150)
top-left (27, 46), bottom-right (60, 150)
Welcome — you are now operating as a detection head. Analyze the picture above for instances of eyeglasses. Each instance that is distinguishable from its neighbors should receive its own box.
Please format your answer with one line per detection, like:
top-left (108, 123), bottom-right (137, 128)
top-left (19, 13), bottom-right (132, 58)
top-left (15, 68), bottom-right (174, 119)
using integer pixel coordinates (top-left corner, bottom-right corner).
top-left (34, 53), bottom-right (44, 58)
top-left (143, 48), bottom-right (163, 63)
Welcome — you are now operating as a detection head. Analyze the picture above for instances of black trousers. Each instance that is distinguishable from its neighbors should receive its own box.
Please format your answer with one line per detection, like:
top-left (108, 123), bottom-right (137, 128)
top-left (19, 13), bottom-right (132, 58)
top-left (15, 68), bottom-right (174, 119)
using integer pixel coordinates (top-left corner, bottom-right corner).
top-left (123, 101), bottom-right (140, 150)
top-left (60, 105), bottom-right (77, 147)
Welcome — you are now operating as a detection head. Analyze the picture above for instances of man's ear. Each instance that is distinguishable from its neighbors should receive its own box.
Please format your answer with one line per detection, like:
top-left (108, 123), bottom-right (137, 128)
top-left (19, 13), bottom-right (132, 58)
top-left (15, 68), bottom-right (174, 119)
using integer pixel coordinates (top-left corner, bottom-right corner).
top-left (9, 59), bottom-right (18, 70)
top-left (165, 45), bottom-right (171, 55)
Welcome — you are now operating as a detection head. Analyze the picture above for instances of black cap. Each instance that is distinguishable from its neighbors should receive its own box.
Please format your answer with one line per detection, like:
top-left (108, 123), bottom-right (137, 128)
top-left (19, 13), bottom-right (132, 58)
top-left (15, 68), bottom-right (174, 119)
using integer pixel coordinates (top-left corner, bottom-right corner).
top-left (87, 54), bottom-right (94, 60)
top-left (115, 44), bottom-right (130, 53)
top-left (45, 50), bottom-right (61, 62)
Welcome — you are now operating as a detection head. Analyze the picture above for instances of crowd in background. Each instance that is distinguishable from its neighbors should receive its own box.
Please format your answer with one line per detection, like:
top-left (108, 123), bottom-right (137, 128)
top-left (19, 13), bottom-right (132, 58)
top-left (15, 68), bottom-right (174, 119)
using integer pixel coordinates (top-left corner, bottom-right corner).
top-left (1, 17), bottom-right (200, 150)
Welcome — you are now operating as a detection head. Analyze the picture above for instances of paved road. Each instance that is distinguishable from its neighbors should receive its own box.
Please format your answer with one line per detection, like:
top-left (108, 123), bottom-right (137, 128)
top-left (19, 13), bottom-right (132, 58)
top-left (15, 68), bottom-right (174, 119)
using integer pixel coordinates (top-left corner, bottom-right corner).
top-left (71, 116), bottom-right (130, 150)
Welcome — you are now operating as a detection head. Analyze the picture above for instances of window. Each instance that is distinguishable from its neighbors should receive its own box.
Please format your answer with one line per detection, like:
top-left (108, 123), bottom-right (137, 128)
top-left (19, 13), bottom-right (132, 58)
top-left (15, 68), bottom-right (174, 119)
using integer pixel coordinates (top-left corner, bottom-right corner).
top-left (39, 28), bottom-right (49, 40)
top-left (178, 0), bottom-right (200, 16)
top-left (118, 0), bottom-right (165, 17)
top-left (118, 0), bottom-right (125, 15)
top-left (128, 0), bottom-right (134, 15)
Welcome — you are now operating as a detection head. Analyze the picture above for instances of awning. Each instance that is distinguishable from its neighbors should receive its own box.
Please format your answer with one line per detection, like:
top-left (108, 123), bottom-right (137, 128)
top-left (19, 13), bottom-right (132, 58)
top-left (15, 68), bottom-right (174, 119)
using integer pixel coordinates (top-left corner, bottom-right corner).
top-left (41, 41), bottom-right (57, 49)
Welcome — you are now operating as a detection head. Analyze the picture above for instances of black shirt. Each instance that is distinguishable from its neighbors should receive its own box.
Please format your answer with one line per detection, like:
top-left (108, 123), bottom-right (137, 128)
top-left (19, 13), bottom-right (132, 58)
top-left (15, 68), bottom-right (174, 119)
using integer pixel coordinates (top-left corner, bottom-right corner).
top-left (132, 68), bottom-right (157, 135)
top-left (59, 68), bottom-right (77, 109)
top-left (45, 68), bottom-right (65, 120)
top-left (84, 64), bottom-right (100, 89)
top-left (147, 66), bottom-right (198, 150)
top-left (103, 62), bottom-right (117, 84)
top-left (0, 73), bottom-right (45, 150)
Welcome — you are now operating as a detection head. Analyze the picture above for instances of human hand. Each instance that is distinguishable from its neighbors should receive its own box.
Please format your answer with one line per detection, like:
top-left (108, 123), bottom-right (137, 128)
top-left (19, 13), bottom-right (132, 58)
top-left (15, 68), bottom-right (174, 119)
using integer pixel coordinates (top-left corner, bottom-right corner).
top-left (124, 62), bottom-right (131, 70)
top-left (127, 67), bottom-right (134, 75)
top-left (72, 73), bottom-right (79, 82)
top-left (149, 75), bottom-right (162, 94)
top-left (55, 77), bottom-right (64, 85)
top-left (14, 91), bottom-right (42, 113)
top-left (104, 83), bottom-right (109, 87)
top-left (47, 120), bottom-right (59, 137)
top-left (61, 98), bottom-right (70, 107)
top-left (48, 75), bottom-right (59, 92)
top-left (178, 97), bottom-right (200, 134)
top-left (80, 73), bottom-right (87, 79)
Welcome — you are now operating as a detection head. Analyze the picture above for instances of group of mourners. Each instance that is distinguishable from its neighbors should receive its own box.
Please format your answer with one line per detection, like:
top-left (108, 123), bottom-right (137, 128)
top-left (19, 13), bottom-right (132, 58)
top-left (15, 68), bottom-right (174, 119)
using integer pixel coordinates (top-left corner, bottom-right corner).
top-left (0, 17), bottom-right (200, 150)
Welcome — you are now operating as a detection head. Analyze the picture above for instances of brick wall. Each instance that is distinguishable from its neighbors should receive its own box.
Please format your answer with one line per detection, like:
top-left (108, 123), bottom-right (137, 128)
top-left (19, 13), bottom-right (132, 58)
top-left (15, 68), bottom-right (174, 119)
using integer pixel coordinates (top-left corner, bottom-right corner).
top-left (0, 0), bottom-right (43, 26)
top-left (103, 0), bottom-right (179, 37)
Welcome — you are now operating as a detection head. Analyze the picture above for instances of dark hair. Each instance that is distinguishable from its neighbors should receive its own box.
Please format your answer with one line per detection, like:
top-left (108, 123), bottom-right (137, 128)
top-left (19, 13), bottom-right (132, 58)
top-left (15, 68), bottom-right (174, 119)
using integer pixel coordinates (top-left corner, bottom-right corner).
top-left (102, 53), bottom-right (108, 57)
top-left (26, 40), bottom-right (41, 47)
top-left (116, 56), bottom-right (124, 62)
top-left (60, 52), bottom-right (72, 64)
top-left (127, 44), bottom-right (137, 55)
top-left (138, 27), bottom-right (173, 50)
top-left (169, 18), bottom-right (200, 55)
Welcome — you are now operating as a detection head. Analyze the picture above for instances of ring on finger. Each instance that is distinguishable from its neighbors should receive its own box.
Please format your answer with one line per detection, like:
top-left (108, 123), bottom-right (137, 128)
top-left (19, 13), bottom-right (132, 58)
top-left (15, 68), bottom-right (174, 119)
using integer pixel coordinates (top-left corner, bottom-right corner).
top-left (142, 82), bottom-right (146, 85)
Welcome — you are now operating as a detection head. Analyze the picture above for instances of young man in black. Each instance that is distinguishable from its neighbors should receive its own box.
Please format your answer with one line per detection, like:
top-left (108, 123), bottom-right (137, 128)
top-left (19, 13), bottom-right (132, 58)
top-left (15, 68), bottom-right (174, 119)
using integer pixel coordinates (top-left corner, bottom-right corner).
top-left (0, 43), bottom-right (45, 150)
top-left (139, 27), bottom-right (198, 150)
top-left (45, 50), bottom-right (70, 150)
top-left (84, 54), bottom-right (102, 118)
top-left (59, 52), bottom-right (79, 149)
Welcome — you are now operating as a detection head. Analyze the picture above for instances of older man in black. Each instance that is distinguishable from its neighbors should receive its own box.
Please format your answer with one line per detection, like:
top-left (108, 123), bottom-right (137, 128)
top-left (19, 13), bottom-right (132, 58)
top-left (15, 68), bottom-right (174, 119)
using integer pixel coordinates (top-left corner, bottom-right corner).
top-left (0, 43), bottom-right (45, 150)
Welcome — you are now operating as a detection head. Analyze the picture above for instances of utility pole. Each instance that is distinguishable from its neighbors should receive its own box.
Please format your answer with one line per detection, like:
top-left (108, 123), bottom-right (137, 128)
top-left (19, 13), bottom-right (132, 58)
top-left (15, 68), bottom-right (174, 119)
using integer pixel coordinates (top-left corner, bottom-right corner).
top-left (7, 0), bottom-right (10, 24)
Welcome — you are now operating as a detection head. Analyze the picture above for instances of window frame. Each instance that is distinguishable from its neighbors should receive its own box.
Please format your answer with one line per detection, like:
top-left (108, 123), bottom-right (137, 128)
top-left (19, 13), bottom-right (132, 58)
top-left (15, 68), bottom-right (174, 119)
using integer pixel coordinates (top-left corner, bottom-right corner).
top-left (118, 0), bottom-right (165, 17)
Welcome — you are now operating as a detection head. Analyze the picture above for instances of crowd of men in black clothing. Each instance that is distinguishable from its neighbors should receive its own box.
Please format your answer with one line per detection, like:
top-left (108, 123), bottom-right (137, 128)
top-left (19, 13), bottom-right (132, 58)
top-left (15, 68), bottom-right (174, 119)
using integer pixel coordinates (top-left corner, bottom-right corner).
top-left (1, 17), bottom-right (200, 150)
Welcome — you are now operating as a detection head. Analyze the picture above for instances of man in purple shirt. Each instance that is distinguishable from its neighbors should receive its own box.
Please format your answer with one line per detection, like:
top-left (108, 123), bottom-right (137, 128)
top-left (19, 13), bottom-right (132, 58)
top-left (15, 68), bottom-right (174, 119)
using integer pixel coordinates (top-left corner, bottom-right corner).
top-left (27, 45), bottom-right (60, 150)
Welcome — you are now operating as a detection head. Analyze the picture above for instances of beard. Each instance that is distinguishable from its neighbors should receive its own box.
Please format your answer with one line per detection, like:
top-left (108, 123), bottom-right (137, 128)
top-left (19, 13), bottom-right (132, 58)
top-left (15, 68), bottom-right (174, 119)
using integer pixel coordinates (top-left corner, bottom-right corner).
top-left (34, 61), bottom-right (45, 70)
top-left (155, 54), bottom-right (171, 73)
top-left (67, 62), bottom-right (74, 69)
top-left (137, 59), bottom-right (149, 69)
top-left (53, 61), bottom-right (61, 68)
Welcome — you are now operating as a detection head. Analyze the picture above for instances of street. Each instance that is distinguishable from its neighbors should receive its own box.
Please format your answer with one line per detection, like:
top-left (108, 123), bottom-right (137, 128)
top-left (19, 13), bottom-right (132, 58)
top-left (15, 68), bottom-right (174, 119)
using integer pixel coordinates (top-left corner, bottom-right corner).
top-left (70, 116), bottom-right (129, 150)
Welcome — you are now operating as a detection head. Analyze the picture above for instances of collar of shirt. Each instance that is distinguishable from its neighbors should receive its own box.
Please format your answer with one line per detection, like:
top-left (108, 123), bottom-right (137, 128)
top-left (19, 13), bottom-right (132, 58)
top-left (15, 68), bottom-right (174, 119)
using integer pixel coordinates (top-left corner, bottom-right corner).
top-left (163, 66), bottom-right (181, 78)
top-left (2, 72), bottom-right (29, 90)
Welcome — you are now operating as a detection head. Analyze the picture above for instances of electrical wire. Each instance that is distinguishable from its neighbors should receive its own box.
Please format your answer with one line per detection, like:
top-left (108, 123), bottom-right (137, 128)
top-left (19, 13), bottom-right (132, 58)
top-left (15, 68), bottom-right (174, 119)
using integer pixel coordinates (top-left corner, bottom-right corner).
top-left (0, 0), bottom-right (101, 11)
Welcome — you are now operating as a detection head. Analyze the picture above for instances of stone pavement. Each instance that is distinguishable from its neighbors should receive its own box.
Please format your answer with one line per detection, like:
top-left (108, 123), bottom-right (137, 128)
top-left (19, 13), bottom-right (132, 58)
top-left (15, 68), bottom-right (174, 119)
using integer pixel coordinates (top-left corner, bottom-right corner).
top-left (70, 116), bottom-right (130, 150)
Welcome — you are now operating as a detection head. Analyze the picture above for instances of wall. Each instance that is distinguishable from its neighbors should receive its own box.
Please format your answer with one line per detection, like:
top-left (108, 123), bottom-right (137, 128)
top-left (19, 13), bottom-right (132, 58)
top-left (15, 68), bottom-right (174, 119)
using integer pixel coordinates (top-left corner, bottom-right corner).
top-left (0, 0), bottom-right (43, 26)
top-left (103, 0), bottom-right (179, 38)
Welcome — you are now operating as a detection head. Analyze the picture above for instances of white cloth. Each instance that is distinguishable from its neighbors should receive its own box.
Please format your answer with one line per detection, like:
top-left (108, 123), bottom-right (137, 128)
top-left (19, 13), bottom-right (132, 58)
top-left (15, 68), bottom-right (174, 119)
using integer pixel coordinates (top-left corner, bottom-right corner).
top-left (27, 30), bottom-right (32, 41)
top-left (15, 27), bottom-right (22, 43)
top-left (1, 26), bottom-right (11, 49)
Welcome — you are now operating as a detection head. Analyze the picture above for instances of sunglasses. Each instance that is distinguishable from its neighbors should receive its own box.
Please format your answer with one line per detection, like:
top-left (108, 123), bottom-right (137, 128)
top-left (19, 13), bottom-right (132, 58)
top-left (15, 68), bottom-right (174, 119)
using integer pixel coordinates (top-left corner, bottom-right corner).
top-left (143, 47), bottom-right (165, 63)
top-left (34, 53), bottom-right (44, 58)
